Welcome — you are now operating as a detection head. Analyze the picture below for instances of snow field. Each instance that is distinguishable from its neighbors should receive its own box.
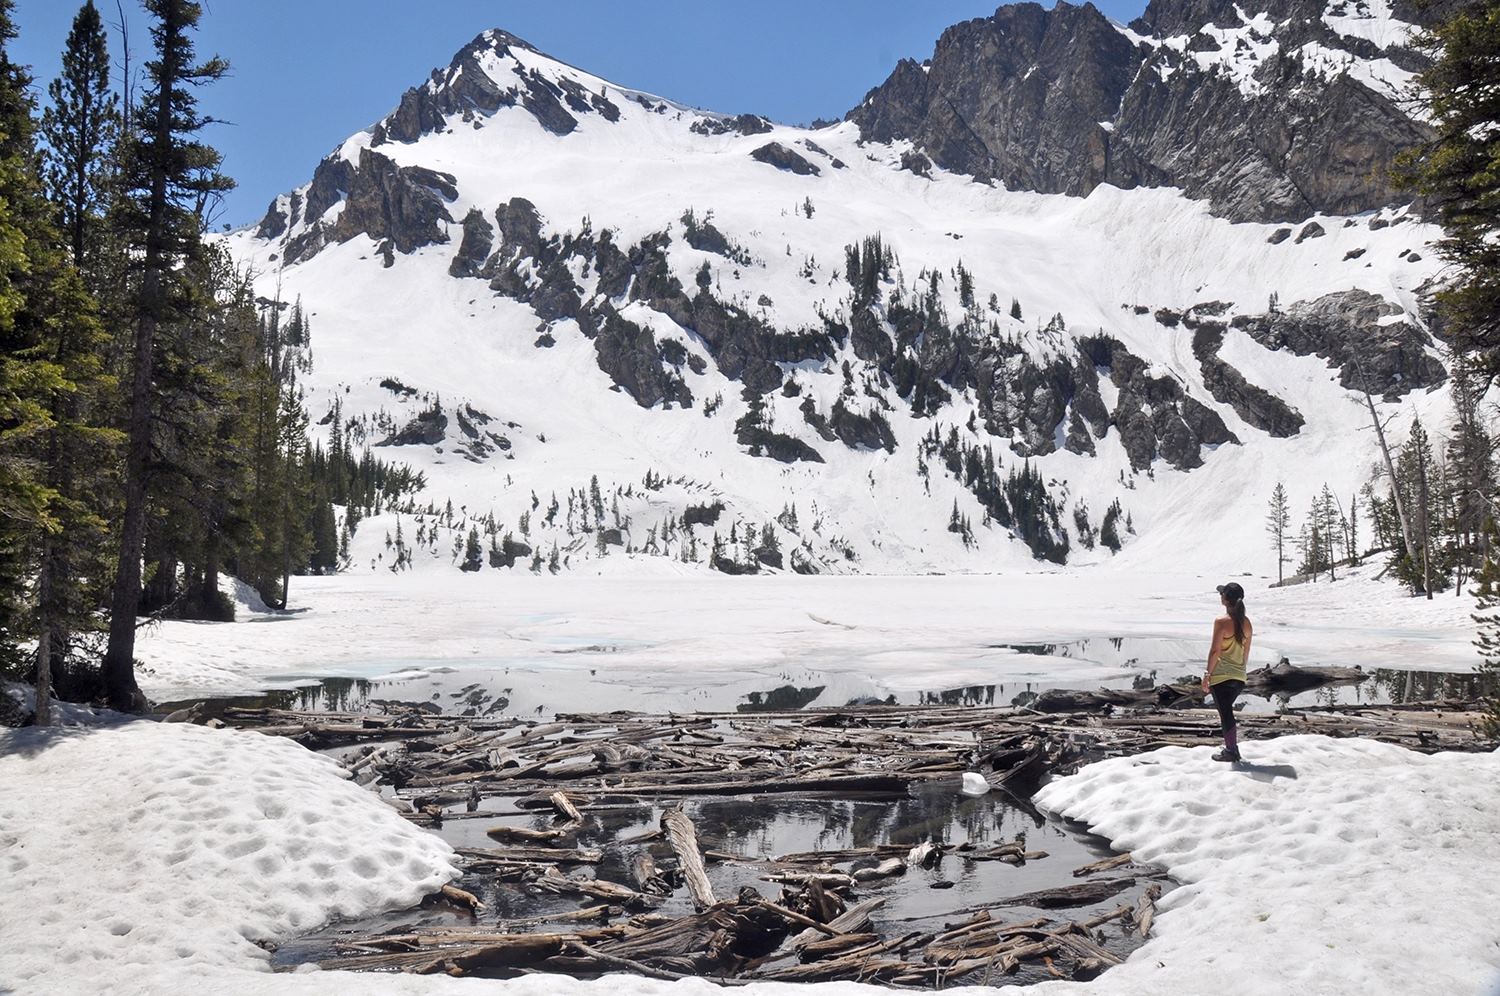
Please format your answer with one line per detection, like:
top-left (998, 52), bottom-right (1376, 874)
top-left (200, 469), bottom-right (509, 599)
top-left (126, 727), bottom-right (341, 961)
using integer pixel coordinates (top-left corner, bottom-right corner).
top-left (1032, 736), bottom-right (1500, 995)
top-left (134, 563), bottom-right (1483, 705)
top-left (0, 721), bottom-right (459, 992)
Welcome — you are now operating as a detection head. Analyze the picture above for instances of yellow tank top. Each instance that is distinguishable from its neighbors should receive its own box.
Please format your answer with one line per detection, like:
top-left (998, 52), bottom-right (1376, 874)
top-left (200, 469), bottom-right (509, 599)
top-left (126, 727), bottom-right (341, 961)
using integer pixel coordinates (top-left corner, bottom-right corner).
top-left (1212, 633), bottom-right (1247, 685)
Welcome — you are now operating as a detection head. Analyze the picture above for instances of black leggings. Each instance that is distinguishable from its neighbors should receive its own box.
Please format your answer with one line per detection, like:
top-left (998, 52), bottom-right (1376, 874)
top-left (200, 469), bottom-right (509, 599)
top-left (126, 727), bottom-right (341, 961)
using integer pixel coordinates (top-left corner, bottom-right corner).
top-left (1210, 679), bottom-right (1244, 736)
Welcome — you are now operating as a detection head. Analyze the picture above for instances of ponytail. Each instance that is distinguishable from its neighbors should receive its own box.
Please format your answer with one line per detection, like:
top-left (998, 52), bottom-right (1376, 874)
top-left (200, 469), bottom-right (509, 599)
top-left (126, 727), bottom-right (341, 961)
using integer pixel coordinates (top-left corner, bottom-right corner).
top-left (1227, 598), bottom-right (1247, 644)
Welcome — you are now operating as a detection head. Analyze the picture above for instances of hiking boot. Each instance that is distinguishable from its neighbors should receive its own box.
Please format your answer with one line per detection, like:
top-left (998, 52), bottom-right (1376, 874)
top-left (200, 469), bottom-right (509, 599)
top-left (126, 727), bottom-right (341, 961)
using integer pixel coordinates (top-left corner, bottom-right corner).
top-left (1212, 749), bottom-right (1241, 763)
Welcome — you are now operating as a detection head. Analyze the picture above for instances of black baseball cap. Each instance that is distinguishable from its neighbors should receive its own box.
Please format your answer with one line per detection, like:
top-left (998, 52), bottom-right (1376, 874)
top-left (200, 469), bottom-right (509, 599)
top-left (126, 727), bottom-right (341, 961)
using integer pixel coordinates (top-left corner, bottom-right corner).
top-left (1217, 582), bottom-right (1245, 601)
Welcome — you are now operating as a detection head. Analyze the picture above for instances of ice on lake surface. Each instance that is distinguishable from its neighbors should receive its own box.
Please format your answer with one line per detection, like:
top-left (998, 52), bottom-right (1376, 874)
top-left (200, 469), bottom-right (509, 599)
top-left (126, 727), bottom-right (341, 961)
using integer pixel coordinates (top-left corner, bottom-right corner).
top-left (157, 636), bottom-right (1493, 719)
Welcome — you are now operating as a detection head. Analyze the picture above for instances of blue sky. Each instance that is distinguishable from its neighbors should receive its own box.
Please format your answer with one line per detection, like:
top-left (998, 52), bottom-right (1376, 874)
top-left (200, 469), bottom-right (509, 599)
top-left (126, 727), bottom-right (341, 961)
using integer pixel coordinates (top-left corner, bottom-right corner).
top-left (12, 1), bottom-right (1148, 228)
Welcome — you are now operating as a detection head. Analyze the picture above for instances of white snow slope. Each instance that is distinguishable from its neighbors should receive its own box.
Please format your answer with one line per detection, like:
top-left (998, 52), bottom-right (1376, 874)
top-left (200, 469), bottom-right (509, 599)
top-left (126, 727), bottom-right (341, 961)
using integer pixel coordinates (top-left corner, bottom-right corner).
top-left (0, 721), bottom-right (458, 993)
top-left (222, 22), bottom-right (1450, 580)
top-left (4, 722), bottom-right (1496, 995)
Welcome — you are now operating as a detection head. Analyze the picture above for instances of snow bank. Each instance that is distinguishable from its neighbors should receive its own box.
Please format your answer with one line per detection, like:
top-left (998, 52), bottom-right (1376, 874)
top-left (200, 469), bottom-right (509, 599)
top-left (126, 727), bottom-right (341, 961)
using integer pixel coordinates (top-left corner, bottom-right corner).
top-left (1033, 736), bottom-right (1500, 995)
top-left (0, 721), bottom-right (459, 991)
top-left (2, 680), bottom-right (112, 727)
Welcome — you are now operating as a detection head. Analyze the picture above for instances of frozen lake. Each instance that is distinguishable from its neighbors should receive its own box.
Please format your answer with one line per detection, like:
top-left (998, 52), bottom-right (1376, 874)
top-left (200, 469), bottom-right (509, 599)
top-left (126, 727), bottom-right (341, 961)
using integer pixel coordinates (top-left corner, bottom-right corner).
top-left (137, 565), bottom-right (1483, 709)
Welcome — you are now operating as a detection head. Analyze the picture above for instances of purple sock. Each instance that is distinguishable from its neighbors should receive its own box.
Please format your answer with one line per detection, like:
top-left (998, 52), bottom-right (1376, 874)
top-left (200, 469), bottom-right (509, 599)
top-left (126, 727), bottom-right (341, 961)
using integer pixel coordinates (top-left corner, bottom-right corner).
top-left (1225, 727), bottom-right (1238, 753)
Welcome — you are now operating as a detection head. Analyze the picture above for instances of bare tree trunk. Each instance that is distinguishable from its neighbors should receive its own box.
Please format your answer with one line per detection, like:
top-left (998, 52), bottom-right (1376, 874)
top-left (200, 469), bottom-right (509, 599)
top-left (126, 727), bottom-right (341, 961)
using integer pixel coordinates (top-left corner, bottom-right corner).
top-left (1355, 355), bottom-right (1417, 566)
top-left (1417, 444), bottom-right (1433, 601)
top-left (280, 443), bottom-right (294, 610)
top-left (112, 0), bottom-right (132, 135)
top-left (33, 535), bottom-right (54, 727)
top-left (103, 0), bottom-right (185, 712)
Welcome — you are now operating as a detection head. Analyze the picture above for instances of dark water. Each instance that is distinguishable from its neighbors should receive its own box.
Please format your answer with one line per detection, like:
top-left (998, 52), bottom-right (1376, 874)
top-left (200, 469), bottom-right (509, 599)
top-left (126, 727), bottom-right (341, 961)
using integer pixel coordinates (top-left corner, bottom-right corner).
top-left (271, 774), bottom-right (1153, 984)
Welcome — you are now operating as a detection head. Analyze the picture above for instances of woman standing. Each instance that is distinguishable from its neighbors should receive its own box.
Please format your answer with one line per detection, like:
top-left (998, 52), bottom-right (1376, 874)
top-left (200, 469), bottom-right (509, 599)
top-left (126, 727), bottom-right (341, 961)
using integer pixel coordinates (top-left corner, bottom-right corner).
top-left (1202, 582), bottom-right (1251, 762)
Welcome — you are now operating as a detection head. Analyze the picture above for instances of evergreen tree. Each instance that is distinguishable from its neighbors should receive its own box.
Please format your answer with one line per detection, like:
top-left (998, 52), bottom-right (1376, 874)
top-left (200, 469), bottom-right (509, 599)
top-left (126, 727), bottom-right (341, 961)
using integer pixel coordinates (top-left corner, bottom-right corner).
top-left (1319, 483), bottom-right (1340, 581)
top-left (1392, 418), bottom-right (1442, 597)
top-left (1447, 355), bottom-right (1493, 571)
top-left (1266, 483), bottom-right (1290, 583)
top-left (0, 0), bottom-right (117, 720)
top-left (1297, 500), bottom-right (1329, 580)
top-left (39, 1), bottom-right (119, 273)
top-left (1398, 2), bottom-right (1500, 375)
top-left (103, 0), bottom-right (232, 710)
top-left (461, 526), bottom-right (481, 572)
top-left (1472, 525), bottom-right (1500, 737)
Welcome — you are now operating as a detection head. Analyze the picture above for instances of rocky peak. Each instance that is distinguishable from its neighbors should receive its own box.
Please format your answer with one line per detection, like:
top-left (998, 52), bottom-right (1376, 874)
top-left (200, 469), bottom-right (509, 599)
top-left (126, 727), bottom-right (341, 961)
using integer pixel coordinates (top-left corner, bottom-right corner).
top-left (372, 28), bottom-right (622, 146)
top-left (848, 0), bottom-right (1432, 222)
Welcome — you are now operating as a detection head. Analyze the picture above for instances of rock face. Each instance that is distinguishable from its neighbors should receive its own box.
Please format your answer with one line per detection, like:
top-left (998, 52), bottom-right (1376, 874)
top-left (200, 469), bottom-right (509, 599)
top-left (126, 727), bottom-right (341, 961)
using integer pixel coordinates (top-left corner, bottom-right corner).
top-left (276, 148), bottom-right (457, 265)
top-left (847, 0), bottom-right (1433, 222)
top-left (449, 209), bottom-right (495, 277)
top-left (1078, 335), bottom-right (1239, 470)
top-left (1233, 290), bottom-right (1447, 399)
top-left (374, 30), bottom-right (620, 144)
top-left (749, 142), bottom-right (821, 176)
top-left (380, 405), bottom-right (448, 447)
top-left (1192, 325), bottom-right (1306, 437)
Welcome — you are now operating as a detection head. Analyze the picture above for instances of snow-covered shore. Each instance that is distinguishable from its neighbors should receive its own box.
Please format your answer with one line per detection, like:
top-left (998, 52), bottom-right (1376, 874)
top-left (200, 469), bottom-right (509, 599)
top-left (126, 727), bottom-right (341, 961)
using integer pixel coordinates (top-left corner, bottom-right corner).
top-left (0, 721), bottom-right (458, 994)
top-left (2, 719), bottom-right (1495, 995)
top-left (133, 564), bottom-right (1480, 705)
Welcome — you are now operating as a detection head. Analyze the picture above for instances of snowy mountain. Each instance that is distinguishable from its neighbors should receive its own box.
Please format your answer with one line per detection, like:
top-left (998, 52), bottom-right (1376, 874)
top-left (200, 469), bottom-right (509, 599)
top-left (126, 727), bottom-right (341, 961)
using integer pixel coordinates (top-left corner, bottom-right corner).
top-left (851, 0), bottom-right (1432, 221)
top-left (223, 0), bottom-right (1450, 578)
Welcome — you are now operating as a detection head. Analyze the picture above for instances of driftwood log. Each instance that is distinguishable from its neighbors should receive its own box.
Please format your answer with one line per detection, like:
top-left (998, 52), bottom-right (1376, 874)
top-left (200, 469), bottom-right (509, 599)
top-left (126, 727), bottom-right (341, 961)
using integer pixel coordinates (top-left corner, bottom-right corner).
top-left (209, 666), bottom-right (1494, 987)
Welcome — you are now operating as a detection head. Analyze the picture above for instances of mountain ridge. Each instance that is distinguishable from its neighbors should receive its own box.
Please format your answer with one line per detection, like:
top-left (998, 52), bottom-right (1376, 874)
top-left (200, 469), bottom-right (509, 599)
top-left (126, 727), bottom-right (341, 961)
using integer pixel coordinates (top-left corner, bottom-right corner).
top-left (228, 0), bottom-right (1449, 579)
top-left (848, 0), bottom-right (1432, 222)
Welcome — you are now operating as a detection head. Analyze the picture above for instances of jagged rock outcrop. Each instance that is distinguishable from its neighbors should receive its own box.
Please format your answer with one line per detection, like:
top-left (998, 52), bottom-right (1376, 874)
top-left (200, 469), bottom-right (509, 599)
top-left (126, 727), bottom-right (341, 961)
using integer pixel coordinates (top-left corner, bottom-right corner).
top-left (690, 113), bottom-right (773, 137)
top-left (373, 30), bottom-right (619, 145)
top-left (1192, 326), bottom-right (1306, 436)
top-left (847, 0), bottom-right (1433, 222)
top-left (829, 400), bottom-right (897, 453)
top-left (449, 208), bottom-right (495, 277)
top-left (380, 406), bottom-right (448, 447)
top-left (275, 148), bottom-right (457, 265)
top-left (1233, 290), bottom-right (1446, 399)
top-left (453, 404), bottom-right (513, 461)
top-left (749, 142), bottom-right (821, 176)
top-left (593, 307), bottom-right (694, 410)
top-left (1079, 335), bottom-right (1238, 470)
top-left (490, 536), bottom-right (534, 568)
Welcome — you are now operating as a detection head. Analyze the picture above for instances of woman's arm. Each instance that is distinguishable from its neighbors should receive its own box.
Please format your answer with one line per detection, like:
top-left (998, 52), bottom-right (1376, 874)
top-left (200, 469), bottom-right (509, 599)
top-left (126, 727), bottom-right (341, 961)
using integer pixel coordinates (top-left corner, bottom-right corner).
top-left (1202, 618), bottom-right (1224, 692)
top-left (1243, 623), bottom-right (1252, 669)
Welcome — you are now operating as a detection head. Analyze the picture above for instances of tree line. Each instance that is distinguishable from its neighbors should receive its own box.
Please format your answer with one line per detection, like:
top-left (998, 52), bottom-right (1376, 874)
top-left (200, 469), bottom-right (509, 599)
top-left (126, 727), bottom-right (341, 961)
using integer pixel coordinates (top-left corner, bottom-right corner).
top-left (0, 0), bottom-right (417, 721)
top-left (1397, 1), bottom-right (1499, 732)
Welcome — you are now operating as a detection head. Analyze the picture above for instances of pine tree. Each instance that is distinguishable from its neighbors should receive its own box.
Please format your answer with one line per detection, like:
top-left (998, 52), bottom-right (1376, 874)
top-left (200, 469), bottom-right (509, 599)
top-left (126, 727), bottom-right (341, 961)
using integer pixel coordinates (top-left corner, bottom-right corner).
top-left (1470, 523), bottom-right (1500, 737)
top-left (1319, 483), bottom-right (1340, 581)
top-left (1447, 354), bottom-right (1493, 572)
top-left (102, 0), bottom-right (232, 710)
top-left (1298, 500), bottom-right (1329, 580)
top-left (1393, 418), bottom-right (1440, 597)
top-left (461, 526), bottom-right (482, 572)
top-left (39, 1), bottom-right (119, 273)
top-left (1009, 297), bottom-right (1021, 321)
top-left (1266, 483), bottom-right (1290, 583)
top-left (0, 1), bottom-right (118, 719)
top-left (1397, 2), bottom-right (1500, 375)
top-left (1347, 493), bottom-right (1360, 568)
